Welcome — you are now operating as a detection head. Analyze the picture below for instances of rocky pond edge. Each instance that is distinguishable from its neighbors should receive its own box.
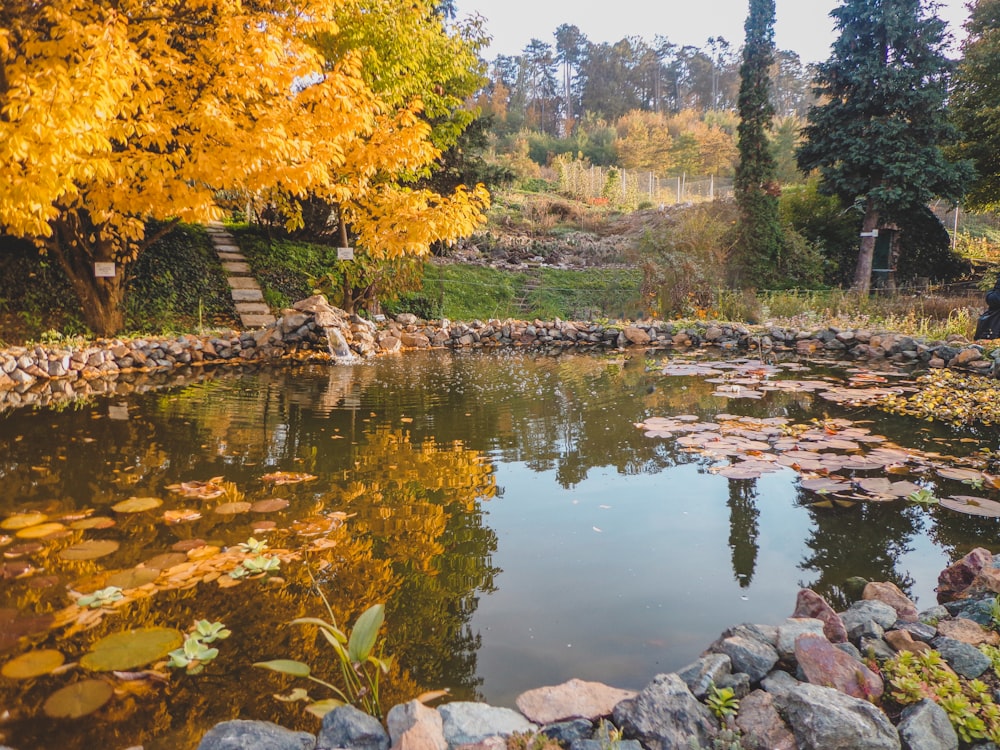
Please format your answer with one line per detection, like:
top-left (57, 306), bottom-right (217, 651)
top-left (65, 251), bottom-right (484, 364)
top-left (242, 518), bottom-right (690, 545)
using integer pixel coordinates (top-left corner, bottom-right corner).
top-left (0, 294), bottom-right (998, 413)
top-left (196, 547), bottom-right (1000, 750)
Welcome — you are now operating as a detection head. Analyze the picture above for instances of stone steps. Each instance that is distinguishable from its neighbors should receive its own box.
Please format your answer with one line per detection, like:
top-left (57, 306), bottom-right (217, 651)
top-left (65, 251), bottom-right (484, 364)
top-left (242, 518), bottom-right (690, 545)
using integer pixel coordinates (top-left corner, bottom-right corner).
top-left (206, 222), bottom-right (275, 329)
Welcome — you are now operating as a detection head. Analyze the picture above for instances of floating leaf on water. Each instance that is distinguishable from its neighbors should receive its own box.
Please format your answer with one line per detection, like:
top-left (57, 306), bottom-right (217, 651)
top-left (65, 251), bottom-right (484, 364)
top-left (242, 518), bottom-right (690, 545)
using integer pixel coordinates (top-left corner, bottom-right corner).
top-left (260, 472), bottom-right (317, 485)
top-left (213, 502), bottom-right (251, 515)
top-left (2, 649), bottom-right (65, 679)
top-left (112, 497), bottom-right (163, 513)
top-left (140, 553), bottom-right (187, 571)
top-left (0, 609), bottom-right (54, 654)
top-left (716, 465), bottom-right (763, 480)
top-left (854, 478), bottom-right (892, 495)
top-left (59, 540), bottom-right (120, 561)
top-left (80, 628), bottom-right (183, 672)
top-left (940, 495), bottom-right (1000, 518)
top-left (43, 679), bottom-right (114, 719)
top-left (250, 499), bottom-right (290, 513)
top-left (251, 521), bottom-right (278, 532)
top-left (70, 517), bottom-right (116, 531)
top-left (16, 522), bottom-right (67, 539)
top-left (1, 512), bottom-right (49, 530)
top-left (171, 539), bottom-right (206, 552)
top-left (163, 509), bottom-right (201, 524)
top-left (166, 478), bottom-right (226, 500)
top-left (886, 481), bottom-right (924, 498)
top-left (936, 467), bottom-right (984, 483)
top-left (106, 568), bottom-right (160, 589)
top-left (4, 542), bottom-right (43, 559)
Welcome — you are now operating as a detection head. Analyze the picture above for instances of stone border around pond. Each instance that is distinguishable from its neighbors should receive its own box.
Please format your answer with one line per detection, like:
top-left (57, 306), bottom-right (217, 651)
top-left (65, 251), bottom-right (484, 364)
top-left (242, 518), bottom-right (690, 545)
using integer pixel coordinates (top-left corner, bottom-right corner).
top-left (0, 294), bottom-right (998, 413)
top-left (195, 548), bottom-right (1000, 750)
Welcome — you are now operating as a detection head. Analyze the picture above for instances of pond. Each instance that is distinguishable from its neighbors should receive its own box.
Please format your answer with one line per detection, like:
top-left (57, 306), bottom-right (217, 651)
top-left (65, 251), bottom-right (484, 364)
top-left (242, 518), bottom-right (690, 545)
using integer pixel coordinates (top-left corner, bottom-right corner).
top-left (1, 349), bottom-right (999, 749)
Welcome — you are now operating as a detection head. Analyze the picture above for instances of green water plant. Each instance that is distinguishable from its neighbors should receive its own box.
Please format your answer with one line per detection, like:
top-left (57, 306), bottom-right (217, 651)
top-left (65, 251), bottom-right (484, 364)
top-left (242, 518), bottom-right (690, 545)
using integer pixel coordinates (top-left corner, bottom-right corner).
top-left (706, 682), bottom-right (740, 722)
top-left (76, 586), bottom-right (124, 609)
top-left (230, 554), bottom-right (280, 579)
top-left (254, 569), bottom-right (392, 719)
top-left (906, 488), bottom-right (939, 505)
top-left (167, 620), bottom-right (231, 675)
top-left (988, 597), bottom-right (1000, 632)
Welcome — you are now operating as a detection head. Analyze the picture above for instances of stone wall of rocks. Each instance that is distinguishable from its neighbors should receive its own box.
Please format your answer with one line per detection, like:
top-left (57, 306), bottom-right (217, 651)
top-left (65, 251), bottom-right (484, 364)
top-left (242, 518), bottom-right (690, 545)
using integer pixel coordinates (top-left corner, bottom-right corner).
top-left (197, 547), bottom-right (1000, 750)
top-left (1, 294), bottom-right (998, 413)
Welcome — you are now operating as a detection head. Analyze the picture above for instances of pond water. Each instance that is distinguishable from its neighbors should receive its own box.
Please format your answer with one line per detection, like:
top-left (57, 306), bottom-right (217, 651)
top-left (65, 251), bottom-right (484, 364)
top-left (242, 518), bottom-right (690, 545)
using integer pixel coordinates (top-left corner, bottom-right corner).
top-left (1, 349), bottom-right (999, 749)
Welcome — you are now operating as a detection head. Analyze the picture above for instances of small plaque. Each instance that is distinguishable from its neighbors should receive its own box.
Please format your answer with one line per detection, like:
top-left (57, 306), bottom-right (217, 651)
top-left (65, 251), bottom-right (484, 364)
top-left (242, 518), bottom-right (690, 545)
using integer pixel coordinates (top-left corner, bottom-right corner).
top-left (859, 230), bottom-right (879, 238)
top-left (94, 262), bottom-right (116, 277)
top-left (108, 404), bottom-right (129, 421)
top-left (337, 247), bottom-right (355, 261)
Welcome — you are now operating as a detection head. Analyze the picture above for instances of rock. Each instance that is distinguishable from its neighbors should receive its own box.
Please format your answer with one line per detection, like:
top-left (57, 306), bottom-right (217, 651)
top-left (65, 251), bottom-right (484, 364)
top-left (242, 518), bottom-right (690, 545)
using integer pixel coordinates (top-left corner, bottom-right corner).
top-left (676, 653), bottom-right (732, 698)
top-left (196, 720), bottom-right (316, 750)
top-left (735, 690), bottom-right (796, 750)
top-left (612, 673), bottom-right (716, 750)
top-left (539, 719), bottom-right (593, 745)
top-left (709, 632), bottom-right (779, 683)
top-left (317, 705), bottom-right (390, 750)
top-left (930, 636), bottom-right (992, 679)
top-left (864, 582), bottom-right (919, 622)
top-left (897, 699), bottom-right (958, 750)
top-left (935, 617), bottom-right (1000, 646)
top-left (794, 589), bottom-right (848, 643)
top-left (772, 681), bottom-right (901, 750)
top-left (387, 701), bottom-right (447, 750)
top-left (841, 600), bottom-right (898, 640)
top-left (395, 313), bottom-right (418, 326)
top-left (515, 679), bottom-right (635, 724)
top-left (895, 621), bottom-right (938, 642)
top-left (775, 618), bottom-right (827, 660)
top-left (623, 327), bottom-right (650, 346)
top-left (885, 629), bottom-right (933, 656)
top-left (942, 599), bottom-right (994, 627)
top-left (570, 741), bottom-right (643, 750)
top-left (438, 703), bottom-right (536, 746)
top-left (400, 332), bottom-right (431, 349)
top-left (937, 547), bottom-right (993, 602)
top-left (794, 634), bottom-right (883, 700)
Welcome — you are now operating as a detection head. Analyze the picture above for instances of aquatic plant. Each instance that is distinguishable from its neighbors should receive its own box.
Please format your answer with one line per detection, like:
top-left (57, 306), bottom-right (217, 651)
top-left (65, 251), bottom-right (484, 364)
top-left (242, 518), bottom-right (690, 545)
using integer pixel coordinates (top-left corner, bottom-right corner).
top-left (166, 620), bottom-right (231, 675)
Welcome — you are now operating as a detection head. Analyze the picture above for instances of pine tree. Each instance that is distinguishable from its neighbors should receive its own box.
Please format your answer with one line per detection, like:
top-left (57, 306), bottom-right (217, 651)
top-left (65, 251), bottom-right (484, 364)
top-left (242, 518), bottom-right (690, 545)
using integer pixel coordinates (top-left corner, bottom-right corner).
top-left (951, 0), bottom-right (1000, 211)
top-left (797, 0), bottom-right (970, 294)
top-left (734, 0), bottom-right (784, 287)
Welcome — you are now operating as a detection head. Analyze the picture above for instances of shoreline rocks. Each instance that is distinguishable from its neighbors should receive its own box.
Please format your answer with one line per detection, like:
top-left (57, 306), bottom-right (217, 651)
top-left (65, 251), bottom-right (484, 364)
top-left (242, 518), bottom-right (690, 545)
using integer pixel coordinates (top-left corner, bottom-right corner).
top-left (197, 548), bottom-right (1000, 750)
top-left (0, 296), bottom-right (997, 414)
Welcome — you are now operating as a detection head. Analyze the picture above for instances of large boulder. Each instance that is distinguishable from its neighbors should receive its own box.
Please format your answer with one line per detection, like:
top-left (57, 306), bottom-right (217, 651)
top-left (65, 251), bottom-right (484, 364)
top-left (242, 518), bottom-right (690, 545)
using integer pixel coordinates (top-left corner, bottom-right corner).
top-left (316, 705), bottom-right (390, 750)
top-left (197, 720), bottom-right (315, 750)
top-left (612, 673), bottom-right (716, 750)
top-left (438, 702), bottom-right (536, 746)
top-left (772, 681), bottom-right (901, 750)
top-left (515, 678), bottom-right (635, 724)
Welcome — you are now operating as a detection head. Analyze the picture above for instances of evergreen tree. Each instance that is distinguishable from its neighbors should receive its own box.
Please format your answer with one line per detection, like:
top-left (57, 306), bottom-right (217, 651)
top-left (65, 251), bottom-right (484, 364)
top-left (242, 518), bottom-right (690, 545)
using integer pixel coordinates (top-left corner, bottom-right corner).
top-left (951, 0), bottom-right (1000, 211)
top-left (797, 0), bottom-right (970, 294)
top-left (734, 0), bottom-right (784, 286)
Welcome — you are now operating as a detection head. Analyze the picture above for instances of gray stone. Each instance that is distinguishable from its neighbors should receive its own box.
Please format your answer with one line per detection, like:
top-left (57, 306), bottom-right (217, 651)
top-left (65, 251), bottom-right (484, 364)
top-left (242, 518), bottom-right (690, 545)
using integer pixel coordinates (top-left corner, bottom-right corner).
top-left (859, 636), bottom-right (897, 662)
top-left (611, 673), bottom-right (716, 750)
top-left (227, 276), bottom-right (261, 290)
top-left (540, 719), bottom-right (593, 745)
top-left (897, 699), bottom-right (958, 750)
top-left (197, 720), bottom-right (315, 750)
top-left (715, 671), bottom-right (752, 699)
top-left (317, 704), bottom-right (390, 750)
top-left (438, 702), bottom-right (536, 746)
top-left (930, 636), bottom-right (992, 678)
top-left (776, 618), bottom-right (827, 660)
top-left (943, 598), bottom-right (994, 627)
top-left (773, 681), bottom-right (901, 750)
top-left (895, 621), bottom-right (938, 642)
top-left (676, 653), bottom-right (732, 698)
top-left (232, 288), bottom-right (265, 302)
top-left (920, 606), bottom-right (950, 625)
top-left (708, 634), bottom-right (779, 683)
top-left (570, 740), bottom-right (643, 750)
top-left (841, 600), bottom-right (899, 633)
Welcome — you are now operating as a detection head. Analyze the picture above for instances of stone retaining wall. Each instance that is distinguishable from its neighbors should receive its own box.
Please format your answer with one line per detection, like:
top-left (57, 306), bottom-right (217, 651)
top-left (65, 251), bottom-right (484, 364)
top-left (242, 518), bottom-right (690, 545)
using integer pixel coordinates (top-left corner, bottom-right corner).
top-left (1, 294), bottom-right (997, 412)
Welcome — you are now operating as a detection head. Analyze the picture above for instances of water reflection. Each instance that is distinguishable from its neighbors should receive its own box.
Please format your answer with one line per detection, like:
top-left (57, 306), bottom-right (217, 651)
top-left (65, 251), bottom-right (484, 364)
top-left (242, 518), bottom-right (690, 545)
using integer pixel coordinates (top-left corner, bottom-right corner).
top-left (0, 350), bottom-right (998, 748)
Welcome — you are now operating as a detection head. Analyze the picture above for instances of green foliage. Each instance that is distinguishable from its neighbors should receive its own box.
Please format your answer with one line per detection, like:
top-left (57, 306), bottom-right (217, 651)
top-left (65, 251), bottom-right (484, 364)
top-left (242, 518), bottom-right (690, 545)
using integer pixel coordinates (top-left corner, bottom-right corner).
top-left (506, 732), bottom-right (564, 750)
top-left (884, 650), bottom-right (1000, 744)
top-left (229, 555), bottom-right (281, 579)
top-left (166, 621), bottom-right (231, 675)
top-left (989, 597), bottom-right (1000, 631)
top-left (779, 179), bottom-right (860, 285)
top-left (254, 569), bottom-right (392, 719)
top-left (906, 488), bottom-right (939, 505)
top-left (706, 682), bottom-right (741, 721)
top-left (125, 222), bottom-right (235, 333)
top-left (951, 0), bottom-right (1000, 211)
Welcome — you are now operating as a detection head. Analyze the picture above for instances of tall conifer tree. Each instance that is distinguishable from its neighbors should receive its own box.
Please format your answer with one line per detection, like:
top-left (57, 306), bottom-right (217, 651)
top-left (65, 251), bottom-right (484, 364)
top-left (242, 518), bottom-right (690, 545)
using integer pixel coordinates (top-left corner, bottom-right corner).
top-left (797, 0), bottom-right (970, 294)
top-left (734, 0), bottom-right (783, 286)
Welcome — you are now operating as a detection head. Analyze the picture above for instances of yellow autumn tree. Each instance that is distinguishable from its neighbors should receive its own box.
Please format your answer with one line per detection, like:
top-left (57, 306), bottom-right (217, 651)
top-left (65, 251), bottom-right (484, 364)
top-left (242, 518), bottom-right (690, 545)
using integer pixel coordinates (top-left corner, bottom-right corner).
top-left (0, 0), bottom-right (488, 335)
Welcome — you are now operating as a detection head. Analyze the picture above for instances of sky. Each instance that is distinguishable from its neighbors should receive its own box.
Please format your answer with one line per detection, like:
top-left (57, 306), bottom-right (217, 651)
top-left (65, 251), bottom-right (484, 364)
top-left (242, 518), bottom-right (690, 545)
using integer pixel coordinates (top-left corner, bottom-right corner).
top-left (452, 0), bottom-right (972, 64)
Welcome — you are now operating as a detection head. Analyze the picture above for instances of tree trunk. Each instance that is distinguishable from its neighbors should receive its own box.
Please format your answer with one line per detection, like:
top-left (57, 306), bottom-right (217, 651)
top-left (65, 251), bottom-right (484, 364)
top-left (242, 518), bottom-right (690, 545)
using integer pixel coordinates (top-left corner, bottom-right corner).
top-left (47, 213), bottom-right (126, 337)
top-left (336, 204), bottom-right (356, 314)
top-left (853, 199), bottom-right (880, 296)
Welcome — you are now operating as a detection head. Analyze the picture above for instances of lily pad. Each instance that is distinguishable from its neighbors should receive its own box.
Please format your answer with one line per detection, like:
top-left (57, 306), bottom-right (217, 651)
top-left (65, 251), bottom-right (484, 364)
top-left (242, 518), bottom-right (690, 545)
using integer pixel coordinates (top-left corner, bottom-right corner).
top-left (140, 553), bottom-right (187, 570)
top-left (251, 498), bottom-right (290, 513)
top-left (106, 567), bottom-right (161, 589)
top-left (1, 512), bottom-right (49, 530)
top-left (59, 540), bottom-right (120, 561)
top-left (2, 648), bottom-right (65, 679)
top-left (261, 471), bottom-right (317, 485)
top-left (43, 679), bottom-right (114, 719)
top-left (70, 517), bottom-right (116, 530)
top-left (80, 627), bottom-right (183, 672)
top-left (166, 478), bottom-right (226, 500)
top-left (213, 502), bottom-right (252, 515)
top-left (163, 509), bottom-right (202, 524)
top-left (112, 497), bottom-right (163, 513)
top-left (16, 522), bottom-right (67, 539)
top-left (936, 467), bottom-right (984, 483)
top-left (940, 495), bottom-right (1000, 518)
